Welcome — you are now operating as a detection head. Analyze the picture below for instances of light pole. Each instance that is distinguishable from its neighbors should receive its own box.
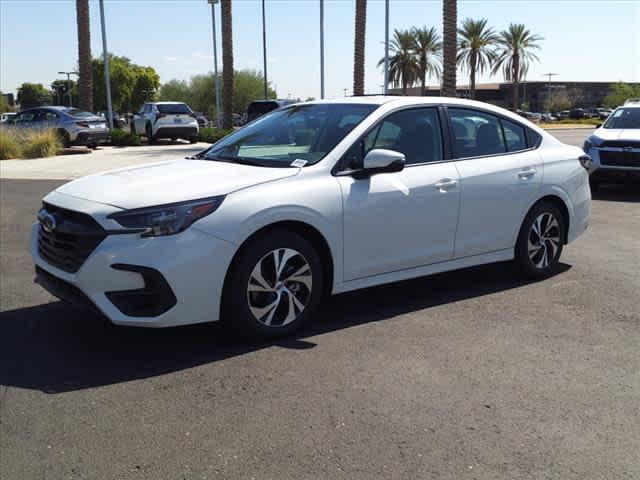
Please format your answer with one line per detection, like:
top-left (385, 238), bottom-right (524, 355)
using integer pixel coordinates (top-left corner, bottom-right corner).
top-left (208, 0), bottom-right (222, 128)
top-left (543, 73), bottom-right (558, 111)
top-left (261, 0), bottom-right (268, 99)
top-left (383, 0), bottom-right (389, 95)
top-left (99, 0), bottom-right (114, 129)
top-left (58, 71), bottom-right (78, 107)
top-left (320, 0), bottom-right (325, 99)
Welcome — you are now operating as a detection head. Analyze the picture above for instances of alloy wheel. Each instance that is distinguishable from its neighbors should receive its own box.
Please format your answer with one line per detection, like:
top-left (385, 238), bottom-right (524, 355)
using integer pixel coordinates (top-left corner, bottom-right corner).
top-left (246, 248), bottom-right (313, 327)
top-left (528, 212), bottom-right (561, 269)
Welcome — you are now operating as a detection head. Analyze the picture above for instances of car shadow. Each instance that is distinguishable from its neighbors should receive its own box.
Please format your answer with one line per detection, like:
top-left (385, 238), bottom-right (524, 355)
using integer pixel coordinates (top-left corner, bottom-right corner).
top-left (0, 261), bottom-right (570, 394)
top-left (592, 183), bottom-right (640, 203)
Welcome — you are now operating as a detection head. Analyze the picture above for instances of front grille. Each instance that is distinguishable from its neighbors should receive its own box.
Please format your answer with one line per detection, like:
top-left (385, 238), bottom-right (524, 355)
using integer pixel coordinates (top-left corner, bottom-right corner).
top-left (37, 203), bottom-right (107, 273)
top-left (600, 150), bottom-right (640, 168)
top-left (600, 140), bottom-right (640, 149)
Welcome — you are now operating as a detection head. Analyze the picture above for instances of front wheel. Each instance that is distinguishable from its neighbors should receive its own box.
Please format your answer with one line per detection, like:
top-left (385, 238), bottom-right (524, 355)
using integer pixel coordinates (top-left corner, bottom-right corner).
top-left (188, 136), bottom-right (198, 144)
top-left (223, 231), bottom-right (324, 338)
top-left (514, 202), bottom-right (565, 278)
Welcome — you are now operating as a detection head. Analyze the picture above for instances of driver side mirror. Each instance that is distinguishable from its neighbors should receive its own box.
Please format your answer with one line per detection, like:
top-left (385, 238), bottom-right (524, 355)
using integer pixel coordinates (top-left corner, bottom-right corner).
top-left (596, 123), bottom-right (602, 128)
top-left (360, 148), bottom-right (405, 176)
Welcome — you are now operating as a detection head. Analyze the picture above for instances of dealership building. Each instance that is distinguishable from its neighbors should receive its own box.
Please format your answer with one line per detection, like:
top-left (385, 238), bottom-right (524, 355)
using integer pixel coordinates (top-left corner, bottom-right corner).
top-left (389, 81), bottom-right (639, 111)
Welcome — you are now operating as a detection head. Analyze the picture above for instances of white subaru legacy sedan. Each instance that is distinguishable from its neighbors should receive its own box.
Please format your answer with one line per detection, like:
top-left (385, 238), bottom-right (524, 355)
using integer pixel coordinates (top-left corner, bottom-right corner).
top-left (32, 97), bottom-right (591, 337)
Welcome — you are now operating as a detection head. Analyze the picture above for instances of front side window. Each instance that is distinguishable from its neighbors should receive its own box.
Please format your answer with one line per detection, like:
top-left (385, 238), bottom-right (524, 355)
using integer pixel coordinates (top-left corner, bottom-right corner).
top-left (15, 111), bottom-right (37, 123)
top-left (342, 107), bottom-right (443, 169)
top-left (449, 108), bottom-right (506, 158)
top-left (204, 103), bottom-right (377, 167)
top-left (603, 107), bottom-right (640, 129)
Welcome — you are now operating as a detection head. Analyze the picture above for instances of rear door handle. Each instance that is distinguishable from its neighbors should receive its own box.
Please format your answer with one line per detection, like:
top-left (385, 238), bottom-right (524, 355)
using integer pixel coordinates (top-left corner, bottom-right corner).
top-left (518, 167), bottom-right (537, 179)
top-left (434, 178), bottom-right (458, 191)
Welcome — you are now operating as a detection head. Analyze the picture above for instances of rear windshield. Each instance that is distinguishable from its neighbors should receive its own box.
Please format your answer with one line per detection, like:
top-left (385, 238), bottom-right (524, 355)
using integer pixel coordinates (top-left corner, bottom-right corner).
top-left (157, 103), bottom-right (192, 114)
top-left (248, 102), bottom-right (278, 116)
top-left (64, 108), bottom-right (94, 118)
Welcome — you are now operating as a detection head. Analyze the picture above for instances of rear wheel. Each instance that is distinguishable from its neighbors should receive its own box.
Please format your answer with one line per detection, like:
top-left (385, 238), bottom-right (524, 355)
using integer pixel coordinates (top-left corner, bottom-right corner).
top-left (57, 129), bottom-right (70, 147)
top-left (515, 201), bottom-right (565, 278)
top-left (223, 231), bottom-right (323, 338)
top-left (589, 178), bottom-right (600, 192)
top-left (189, 136), bottom-right (198, 144)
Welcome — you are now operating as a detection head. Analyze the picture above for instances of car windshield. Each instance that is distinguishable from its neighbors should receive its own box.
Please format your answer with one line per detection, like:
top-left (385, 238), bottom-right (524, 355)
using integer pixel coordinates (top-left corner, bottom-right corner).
top-left (203, 103), bottom-right (378, 167)
top-left (64, 108), bottom-right (95, 118)
top-left (157, 103), bottom-right (192, 114)
top-left (603, 107), bottom-right (640, 129)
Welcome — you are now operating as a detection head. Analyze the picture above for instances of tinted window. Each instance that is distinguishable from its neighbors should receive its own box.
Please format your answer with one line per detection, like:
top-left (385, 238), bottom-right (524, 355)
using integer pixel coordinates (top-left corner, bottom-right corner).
top-left (501, 118), bottom-right (527, 151)
top-left (206, 103), bottom-right (377, 167)
top-left (15, 111), bottom-right (38, 123)
top-left (366, 108), bottom-right (443, 165)
top-left (604, 107), bottom-right (640, 129)
top-left (157, 103), bottom-right (192, 114)
top-left (449, 108), bottom-right (506, 158)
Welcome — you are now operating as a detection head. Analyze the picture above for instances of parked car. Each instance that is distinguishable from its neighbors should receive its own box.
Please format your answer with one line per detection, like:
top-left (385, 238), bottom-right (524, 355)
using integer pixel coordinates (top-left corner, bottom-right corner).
top-left (246, 99), bottom-right (296, 123)
top-left (0, 112), bottom-right (16, 123)
top-left (96, 111), bottom-right (125, 129)
top-left (541, 112), bottom-right (557, 122)
top-left (555, 110), bottom-right (570, 120)
top-left (583, 101), bottom-right (640, 189)
top-left (8, 106), bottom-right (108, 147)
top-left (193, 112), bottom-right (209, 129)
top-left (131, 102), bottom-right (199, 143)
top-left (32, 97), bottom-right (591, 338)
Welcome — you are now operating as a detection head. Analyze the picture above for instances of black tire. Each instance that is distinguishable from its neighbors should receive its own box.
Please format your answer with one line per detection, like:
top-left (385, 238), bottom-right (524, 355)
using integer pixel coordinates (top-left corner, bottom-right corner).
top-left (189, 136), bottom-right (198, 144)
top-left (589, 178), bottom-right (600, 192)
top-left (57, 129), bottom-right (70, 147)
top-left (222, 231), bottom-right (324, 339)
top-left (145, 123), bottom-right (156, 144)
top-left (515, 201), bottom-right (565, 278)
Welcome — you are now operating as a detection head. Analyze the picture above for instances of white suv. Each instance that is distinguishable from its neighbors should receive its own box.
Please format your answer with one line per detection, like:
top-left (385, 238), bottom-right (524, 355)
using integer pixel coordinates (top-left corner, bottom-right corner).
top-left (583, 100), bottom-right (640, 188)
top-left (131, 101), bottom-right (199, 143)
top-left (32, 97), bottom-right (591, 338)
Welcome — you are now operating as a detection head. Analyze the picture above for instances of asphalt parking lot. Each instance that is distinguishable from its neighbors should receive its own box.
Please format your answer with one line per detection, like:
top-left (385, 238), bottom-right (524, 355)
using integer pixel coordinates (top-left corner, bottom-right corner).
top-left (1, 130), bottom-right (638, 479)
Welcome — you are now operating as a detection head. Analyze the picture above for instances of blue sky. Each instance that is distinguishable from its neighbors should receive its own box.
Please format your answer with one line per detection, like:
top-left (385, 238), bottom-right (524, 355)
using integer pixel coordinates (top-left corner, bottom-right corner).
top-left (1, 0), bottom-right (639, 100)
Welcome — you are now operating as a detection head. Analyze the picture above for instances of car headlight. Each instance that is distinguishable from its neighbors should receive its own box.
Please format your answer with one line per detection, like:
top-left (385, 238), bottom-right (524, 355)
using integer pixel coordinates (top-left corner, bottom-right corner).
top-left (108, 196), bottom-right (225, 237)
top-left (583, 135), bottom-right (601, 153)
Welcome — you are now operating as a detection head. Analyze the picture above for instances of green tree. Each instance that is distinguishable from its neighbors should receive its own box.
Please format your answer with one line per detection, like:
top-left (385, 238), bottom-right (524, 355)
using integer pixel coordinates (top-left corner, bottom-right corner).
top-left (17, 83), bottom-right (52, 109)
top-left (492, 24), bottom-right (543, 110)
top-left (378, 29), bottom-right (417, 95)
top-left (603, 82), bottom-right (640, 108)
top-left (412, 26), bottom-right (442, 96)
top-left (50, 79), bottom-right (78, 106)
top-left (92, 55), bottom-right (160, 113)
top-left (233, 69), bottom-right (276, 113)
top-left (0, 92), bottom-right (15, 113)
top-left (457, 18), bottom-right (497, 99)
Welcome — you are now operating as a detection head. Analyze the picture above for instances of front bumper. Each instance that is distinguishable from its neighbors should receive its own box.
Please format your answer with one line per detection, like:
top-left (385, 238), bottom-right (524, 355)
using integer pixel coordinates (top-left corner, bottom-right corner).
top-left (588, 147), bottom-right (640, 181)
top-left (31, 222), bottom-right (237, 327)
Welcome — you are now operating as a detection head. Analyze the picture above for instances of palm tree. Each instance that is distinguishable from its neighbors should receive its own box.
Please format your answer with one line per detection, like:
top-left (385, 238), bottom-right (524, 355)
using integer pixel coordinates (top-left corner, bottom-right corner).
top-left (352, 0), bottom-right (367, 96)
top-left (76, 0), bottom-right (93, 111)
top-left (412, 26), bottom-right (442, 96)
top-left (378, 29), bottom-right (417, 95)
top-left (441, 0), bottom-right (457, 96)
top-left (492, 23), bottom-right (543, 110)
top-left (221, 0), bottom-right (234, 129)
top-left (457, 18), bottom-right (497, 99)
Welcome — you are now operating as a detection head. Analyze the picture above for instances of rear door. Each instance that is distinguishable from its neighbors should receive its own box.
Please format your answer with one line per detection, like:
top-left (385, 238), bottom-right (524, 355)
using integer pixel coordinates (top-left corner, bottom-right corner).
top-left (448, 107), bottom-right (543, 258)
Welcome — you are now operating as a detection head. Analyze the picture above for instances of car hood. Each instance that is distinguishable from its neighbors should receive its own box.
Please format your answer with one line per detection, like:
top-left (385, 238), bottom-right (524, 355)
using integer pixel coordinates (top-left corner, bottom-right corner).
top-left (593, 128), bottom-right (640, 142)
top-left (55, 159), bottom-right (299, 209)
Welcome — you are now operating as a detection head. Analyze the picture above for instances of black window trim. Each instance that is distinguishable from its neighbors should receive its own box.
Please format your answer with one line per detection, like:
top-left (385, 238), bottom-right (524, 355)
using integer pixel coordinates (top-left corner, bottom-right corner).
top-left (443, 104), bottom-right (541, 161)
top-left (332, 104), bottom-right (450, 176)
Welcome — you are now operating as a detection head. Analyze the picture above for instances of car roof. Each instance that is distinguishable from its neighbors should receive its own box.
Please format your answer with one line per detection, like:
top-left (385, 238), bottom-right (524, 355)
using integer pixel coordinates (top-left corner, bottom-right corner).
top-left (149, 101), bottom-right (188, 105)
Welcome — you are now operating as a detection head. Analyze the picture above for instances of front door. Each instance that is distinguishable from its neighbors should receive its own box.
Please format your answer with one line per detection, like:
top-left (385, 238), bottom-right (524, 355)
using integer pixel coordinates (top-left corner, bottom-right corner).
top-left (338, 107), bottom-right (461, 281)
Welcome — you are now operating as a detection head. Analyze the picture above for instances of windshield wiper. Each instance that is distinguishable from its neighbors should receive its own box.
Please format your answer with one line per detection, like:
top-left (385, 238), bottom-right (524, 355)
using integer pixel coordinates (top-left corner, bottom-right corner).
top-left (205, 155), bottom-right (266, 167)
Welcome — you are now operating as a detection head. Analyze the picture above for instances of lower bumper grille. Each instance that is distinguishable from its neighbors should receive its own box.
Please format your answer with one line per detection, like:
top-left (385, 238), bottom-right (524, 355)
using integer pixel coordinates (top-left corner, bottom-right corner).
top-left (37, 203), bottom-right (107, 273)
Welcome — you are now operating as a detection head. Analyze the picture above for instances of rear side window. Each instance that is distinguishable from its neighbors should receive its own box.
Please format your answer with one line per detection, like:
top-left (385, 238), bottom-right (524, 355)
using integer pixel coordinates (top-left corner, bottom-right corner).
top-left (448, 108), bottom-right (506, 158)
top-left (501, 118), bottom-right (527, 152)
top-left (157, 103), bottom-right (192, 114)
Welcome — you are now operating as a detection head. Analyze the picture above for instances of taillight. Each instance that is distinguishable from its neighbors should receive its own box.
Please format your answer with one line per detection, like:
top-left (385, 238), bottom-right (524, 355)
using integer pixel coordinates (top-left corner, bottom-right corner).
top-left (579, 154), bottom-right (593, 171)
top-left (76, 121), bottom-right (90, 128)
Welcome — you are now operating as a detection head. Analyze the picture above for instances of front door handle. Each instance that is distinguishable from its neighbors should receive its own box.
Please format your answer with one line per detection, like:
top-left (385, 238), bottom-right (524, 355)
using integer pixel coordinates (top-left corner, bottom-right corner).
top-left (518, 167), bottom-right (537, 179)
top-left (434, 178), bottom-right (458, 191)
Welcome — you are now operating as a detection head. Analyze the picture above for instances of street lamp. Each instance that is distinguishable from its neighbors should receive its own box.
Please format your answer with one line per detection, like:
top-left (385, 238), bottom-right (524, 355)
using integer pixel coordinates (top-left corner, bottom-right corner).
top-left (57, 71), bottom-right (78, 107)
top-left (208, 0), bottom-right (222, 128)
top-left (99, 0), bottom-right (114, 129)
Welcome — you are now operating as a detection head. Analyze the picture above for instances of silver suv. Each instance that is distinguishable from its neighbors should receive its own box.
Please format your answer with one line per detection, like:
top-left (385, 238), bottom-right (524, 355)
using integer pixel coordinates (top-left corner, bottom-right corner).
top-left (583, 100), bottom-right (640, 189)
top-left (131, 102), bottom-right (199, 144)
top-left (9, 106), bottom-right (108, 147)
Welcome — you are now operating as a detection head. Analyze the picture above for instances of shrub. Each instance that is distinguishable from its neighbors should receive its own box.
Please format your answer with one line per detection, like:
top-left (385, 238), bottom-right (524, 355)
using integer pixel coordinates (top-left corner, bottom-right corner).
top-left (0, 128), bottom-right (21, 160)
top-left (199, 127), bottom-right (233, 144)
top-left (110, 128), bottom-right (142, 146)
top-left (0, 127), bottom-right (61, 159)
